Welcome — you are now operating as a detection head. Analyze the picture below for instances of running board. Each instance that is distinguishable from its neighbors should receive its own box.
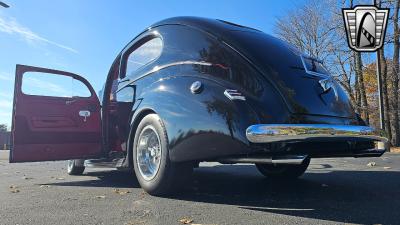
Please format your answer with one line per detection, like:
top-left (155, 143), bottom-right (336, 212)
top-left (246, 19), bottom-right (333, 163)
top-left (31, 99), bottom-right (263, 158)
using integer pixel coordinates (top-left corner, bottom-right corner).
top-left (84, 158), bottom-right (125, 168)
top-left (217, 155), bottom-right (308, 165)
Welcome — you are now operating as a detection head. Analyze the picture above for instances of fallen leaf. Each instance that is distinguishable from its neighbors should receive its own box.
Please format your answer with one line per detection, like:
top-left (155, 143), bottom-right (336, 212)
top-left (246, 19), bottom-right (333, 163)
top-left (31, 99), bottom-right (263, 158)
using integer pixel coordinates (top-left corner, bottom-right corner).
top-left (179, 217), bottom-right (194, 224)
top-left (10, 189), bottom-right (20, 193)
top-left (367, 162), bottom-right (376, 167)
top-left (113, 188), bottom-right (131, 195)
top-left (95, 195), bottom-right (106, 199)
top-left (9, 185), bottom-right (18, 189)
top-left (383, 166), bottom-right (391, 169)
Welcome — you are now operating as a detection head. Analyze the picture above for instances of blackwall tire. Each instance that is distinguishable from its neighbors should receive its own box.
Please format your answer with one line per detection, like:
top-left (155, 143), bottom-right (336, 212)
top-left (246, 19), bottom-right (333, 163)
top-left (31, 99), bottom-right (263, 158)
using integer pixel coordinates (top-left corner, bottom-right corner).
top-left (132, 114), bottom-right (192, 196)
top-left (67, 159), bottom-right (85, 175)
top-left (255, 157), bottom-right (310, 179)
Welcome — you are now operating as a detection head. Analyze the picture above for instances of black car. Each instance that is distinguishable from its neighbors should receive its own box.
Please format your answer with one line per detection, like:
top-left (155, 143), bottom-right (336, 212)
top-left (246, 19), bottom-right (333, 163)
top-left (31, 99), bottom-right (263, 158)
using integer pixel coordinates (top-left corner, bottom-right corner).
top-left (10, 17), bottom-right (388, 195)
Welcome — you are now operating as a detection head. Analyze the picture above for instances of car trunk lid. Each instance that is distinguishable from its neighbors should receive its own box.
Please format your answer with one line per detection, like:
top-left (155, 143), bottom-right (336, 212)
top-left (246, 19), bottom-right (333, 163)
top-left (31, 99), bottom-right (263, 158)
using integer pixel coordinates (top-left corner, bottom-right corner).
top-left (225, 30), bottom-right (355, 118)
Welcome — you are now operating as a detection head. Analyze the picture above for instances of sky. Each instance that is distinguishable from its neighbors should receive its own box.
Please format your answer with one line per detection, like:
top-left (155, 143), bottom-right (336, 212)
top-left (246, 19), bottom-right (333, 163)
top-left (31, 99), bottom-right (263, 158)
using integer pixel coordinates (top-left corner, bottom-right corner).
top-left (0, 0), bottom-right (306, 129)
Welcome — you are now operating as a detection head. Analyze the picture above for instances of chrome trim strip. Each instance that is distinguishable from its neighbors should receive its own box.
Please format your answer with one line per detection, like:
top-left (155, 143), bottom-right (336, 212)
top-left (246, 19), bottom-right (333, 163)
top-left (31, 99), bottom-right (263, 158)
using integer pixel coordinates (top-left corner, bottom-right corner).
top-left (224, 89), bottom-right (246, 101)
top-left (271, 155), bottom-right (308, 164)
top-left (136, 61), bottom-right (212, 82)
top-left (118, 61), bottom-right (213, 90)
top-left (246, 124), bottom-right (388, 143)
top-left (218, 155), bottom-right (307, 165)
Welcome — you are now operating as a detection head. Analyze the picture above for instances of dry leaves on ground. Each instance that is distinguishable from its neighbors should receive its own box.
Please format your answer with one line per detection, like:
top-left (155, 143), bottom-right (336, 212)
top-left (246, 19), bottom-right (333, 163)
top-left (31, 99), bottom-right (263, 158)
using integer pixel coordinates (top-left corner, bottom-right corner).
top-left (390, 147), bottom-right (400, 153)
top-left (179, 217), bottom-right (194, 224)
top-left (9, 185), bottom-right (20, 193)
top-left (367, 162), bottom-right (376, 167)
top-left (113, 188), bottom-right (131, 195)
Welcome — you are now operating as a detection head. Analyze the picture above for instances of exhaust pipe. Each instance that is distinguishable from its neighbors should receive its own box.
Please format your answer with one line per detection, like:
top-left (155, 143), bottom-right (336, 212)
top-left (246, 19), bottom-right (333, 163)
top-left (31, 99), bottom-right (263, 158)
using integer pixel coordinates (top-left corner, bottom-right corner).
top-left (218, 155), bottom-right (308, 165)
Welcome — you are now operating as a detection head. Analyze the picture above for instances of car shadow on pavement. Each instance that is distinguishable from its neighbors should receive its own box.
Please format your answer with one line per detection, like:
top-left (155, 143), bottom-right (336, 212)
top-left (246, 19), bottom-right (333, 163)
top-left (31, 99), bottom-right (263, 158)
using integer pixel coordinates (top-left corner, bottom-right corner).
top-left (43, 170), bottom-right (140, 188)
top-left (44, 164), bottom-right (399, 224)
top-left (173, 165), bottom-right (399, 225)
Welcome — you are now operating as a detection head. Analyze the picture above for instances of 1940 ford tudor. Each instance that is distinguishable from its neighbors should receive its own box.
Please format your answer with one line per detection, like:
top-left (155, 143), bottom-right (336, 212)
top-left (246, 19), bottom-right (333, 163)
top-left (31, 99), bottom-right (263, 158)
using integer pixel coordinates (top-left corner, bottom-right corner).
top-left (10, 17), bottom-right (388, 195)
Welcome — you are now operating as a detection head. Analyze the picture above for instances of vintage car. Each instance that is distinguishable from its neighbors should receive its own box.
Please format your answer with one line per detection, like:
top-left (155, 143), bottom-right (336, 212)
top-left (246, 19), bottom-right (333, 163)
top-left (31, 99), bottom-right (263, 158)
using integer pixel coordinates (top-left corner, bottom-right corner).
top-left (10, 17), bottom-right (388, 195)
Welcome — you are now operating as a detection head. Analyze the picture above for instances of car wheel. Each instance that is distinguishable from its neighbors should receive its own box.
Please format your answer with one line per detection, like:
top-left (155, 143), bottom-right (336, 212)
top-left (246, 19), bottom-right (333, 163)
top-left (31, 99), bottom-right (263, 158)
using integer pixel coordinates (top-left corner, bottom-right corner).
top-left (132, 114), bottom-right (192, 195)
top-left (255, 157), bottom-right (310, 179)
top-left (67, 159), bottom-right (85, 175)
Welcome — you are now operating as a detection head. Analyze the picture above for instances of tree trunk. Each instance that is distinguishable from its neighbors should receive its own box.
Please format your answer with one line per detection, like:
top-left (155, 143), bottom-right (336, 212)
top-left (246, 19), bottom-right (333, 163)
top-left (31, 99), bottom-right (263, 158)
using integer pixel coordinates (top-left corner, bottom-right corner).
top-left (356, 52), bottom-right (369, 124)
top-left (391, 0), bottom-right (400, 146)
top-left (353, 52), bottom-right (362, 114)
top-left (379, 48), bottom-right (392, 142)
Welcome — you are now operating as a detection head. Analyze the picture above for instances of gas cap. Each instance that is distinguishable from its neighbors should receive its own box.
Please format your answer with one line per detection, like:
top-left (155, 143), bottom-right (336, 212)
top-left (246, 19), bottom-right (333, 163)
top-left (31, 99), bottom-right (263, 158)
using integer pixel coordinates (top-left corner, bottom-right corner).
top-left (190, 81), bottom-right (203, 94)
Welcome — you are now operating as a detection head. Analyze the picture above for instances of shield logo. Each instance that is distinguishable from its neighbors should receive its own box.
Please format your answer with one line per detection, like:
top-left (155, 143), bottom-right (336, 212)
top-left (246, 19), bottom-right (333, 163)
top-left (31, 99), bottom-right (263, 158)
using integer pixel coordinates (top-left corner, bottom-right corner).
top-left (342, 5), bottom-right (389, 52)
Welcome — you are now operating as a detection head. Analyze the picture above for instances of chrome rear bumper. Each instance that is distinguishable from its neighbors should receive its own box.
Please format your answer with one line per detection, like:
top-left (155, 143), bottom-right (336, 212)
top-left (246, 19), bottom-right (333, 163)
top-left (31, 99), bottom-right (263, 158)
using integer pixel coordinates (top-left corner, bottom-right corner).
top-left (246, 124), bottom-right (388, 153)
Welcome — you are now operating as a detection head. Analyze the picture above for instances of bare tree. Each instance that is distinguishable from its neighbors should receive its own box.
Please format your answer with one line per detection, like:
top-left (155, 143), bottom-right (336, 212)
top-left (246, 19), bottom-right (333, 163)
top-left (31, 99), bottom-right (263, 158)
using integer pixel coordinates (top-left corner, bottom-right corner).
top-left (0, 124), bottom-right (7, 132)
top-left (275, 0), bottom-right (336, 61)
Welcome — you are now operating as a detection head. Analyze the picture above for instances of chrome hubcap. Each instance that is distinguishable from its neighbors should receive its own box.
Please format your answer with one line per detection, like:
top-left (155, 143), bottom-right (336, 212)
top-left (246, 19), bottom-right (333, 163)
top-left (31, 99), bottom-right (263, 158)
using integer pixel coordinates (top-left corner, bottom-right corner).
top-left (136, 125), bottom-right (162, 181)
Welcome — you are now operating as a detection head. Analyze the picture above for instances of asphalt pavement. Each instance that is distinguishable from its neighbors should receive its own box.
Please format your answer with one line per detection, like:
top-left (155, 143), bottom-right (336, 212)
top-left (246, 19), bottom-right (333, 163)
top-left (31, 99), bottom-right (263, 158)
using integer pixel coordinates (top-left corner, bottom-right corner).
top-left (0, 151), bottom-right (399, 225)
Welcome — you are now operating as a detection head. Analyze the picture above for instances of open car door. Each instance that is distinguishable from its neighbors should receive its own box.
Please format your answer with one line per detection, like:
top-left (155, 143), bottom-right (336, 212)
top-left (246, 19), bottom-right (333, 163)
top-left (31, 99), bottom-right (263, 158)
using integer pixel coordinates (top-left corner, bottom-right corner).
top-left (10, 65), bottom-right (102, 162)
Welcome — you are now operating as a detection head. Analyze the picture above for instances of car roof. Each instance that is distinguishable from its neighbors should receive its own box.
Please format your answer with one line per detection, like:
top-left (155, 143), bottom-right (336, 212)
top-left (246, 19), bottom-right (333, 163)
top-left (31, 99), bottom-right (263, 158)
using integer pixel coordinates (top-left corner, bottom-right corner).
top-left (148, 16), bottom-right (301, 70)
top-left (150, 16), bottom-right (262, 38)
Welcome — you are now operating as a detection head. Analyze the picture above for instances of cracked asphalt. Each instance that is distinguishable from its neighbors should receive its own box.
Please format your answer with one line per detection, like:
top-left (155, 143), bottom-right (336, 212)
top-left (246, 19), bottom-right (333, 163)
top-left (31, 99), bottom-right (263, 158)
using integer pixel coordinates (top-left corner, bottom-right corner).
top-left (0, 151), bottom-right (399, 225)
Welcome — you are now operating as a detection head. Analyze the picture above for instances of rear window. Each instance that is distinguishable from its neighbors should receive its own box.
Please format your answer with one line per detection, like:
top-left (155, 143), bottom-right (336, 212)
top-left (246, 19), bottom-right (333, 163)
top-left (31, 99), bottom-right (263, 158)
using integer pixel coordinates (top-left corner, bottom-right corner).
top-left (225, 30), bottom-right (305, 70)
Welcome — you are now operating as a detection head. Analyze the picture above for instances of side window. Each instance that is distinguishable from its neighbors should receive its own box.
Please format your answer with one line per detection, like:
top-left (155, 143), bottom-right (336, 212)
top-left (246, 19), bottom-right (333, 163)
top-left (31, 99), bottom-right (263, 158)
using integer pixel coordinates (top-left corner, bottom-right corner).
top-left (125, 37), bottom-right (163, 79)
top-left (22, 72), bottom-right (91, 98)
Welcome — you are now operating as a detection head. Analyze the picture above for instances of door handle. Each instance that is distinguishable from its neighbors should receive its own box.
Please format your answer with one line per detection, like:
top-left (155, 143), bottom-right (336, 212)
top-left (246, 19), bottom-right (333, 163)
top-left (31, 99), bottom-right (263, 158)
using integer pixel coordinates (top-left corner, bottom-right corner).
top-left (66, 99), bottom-right (77, 105)
top-left (79, 110), bottom-right (91, 122)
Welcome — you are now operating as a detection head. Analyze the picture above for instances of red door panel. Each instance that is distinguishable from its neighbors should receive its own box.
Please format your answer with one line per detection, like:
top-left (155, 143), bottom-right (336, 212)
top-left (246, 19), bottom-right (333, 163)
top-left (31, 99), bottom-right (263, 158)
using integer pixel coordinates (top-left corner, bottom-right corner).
top-left (10, 65), bottom-right (103, 163)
